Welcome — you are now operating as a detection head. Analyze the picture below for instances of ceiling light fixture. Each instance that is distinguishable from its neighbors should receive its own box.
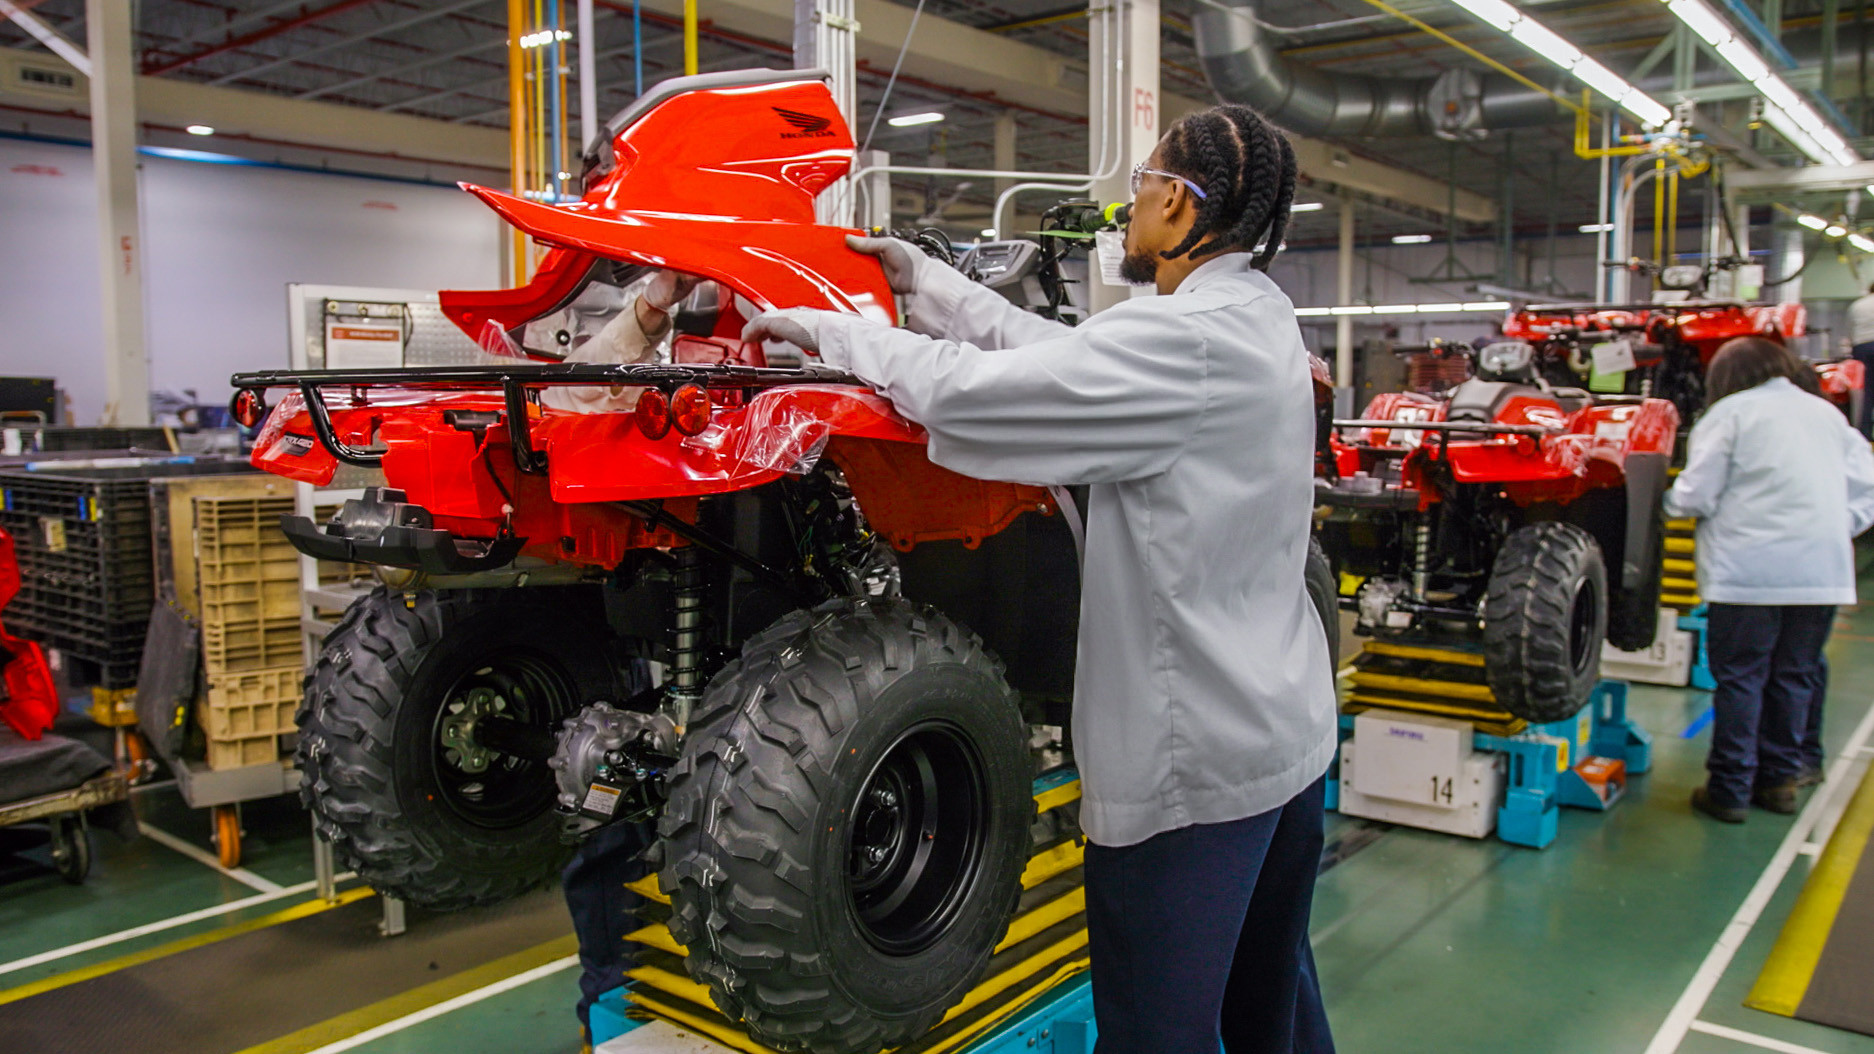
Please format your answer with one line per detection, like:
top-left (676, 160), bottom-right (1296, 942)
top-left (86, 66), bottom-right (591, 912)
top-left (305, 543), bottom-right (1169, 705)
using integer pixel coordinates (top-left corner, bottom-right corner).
top-left (1392, 233), bottom-right (1434, 244)
top-left (1825, 224), bottom-right (1849, 237)
top-left (1293, 301), bottom-right (1510, 318)
top-left (1446, 0), bottom-right (1672, 127)
top-left (1290, 202), bottom-right (1326, 212)
top-left (1657, 0), bottom-right (1858, 165)
top-left (887, 112), bottom-right (945, 128)
top-left (1796, 213), bottom-right (1829, 230)
top-left (1579, 222), bottom-right (1614, 233)
top-left (1848, 233), bottom-right (1874, 253)
top-left (186, 124), bottom-right (214, 136)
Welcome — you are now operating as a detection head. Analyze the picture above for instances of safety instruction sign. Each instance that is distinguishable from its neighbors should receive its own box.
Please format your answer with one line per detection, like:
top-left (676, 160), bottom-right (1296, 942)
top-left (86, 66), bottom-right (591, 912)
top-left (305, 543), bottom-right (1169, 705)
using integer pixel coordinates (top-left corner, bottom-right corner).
top-left (325, 319), bottom-right (404, 369)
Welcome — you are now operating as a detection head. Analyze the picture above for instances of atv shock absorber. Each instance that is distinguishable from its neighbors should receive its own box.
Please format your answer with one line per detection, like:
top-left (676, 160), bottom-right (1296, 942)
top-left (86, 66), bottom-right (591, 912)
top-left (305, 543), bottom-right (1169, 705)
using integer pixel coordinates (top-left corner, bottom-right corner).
top-left (1410, 520), bottom-right (1432, 602)
top-left (666, 546), bottom-right (706, 730)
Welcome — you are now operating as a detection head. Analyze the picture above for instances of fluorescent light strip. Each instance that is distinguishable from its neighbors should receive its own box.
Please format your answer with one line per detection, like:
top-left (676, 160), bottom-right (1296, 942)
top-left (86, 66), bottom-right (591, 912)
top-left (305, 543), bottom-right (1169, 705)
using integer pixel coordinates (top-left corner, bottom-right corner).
top-left (1294, 302), bottom-right (1511, 317)
top-left (1392, 233), bottom-right (1433, 244)
top-left (1849, 233), bottom-right (1874, 253)
top-left (1447, 0), bottom-right (1672, 127)
top-left (1658, 0), bottom-right (1859, 165)
top-left (1291, 202), bottom-right (1326, 212)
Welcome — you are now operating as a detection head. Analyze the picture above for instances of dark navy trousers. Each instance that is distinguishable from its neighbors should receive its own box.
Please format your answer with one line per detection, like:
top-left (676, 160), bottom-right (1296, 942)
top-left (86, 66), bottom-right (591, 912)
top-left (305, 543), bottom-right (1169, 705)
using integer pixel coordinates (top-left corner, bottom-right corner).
top-left (1084, 775), bottom-right (1335, 1054)
top-left (562, 819), bottom-right (653, 1038)
top-left (1705, 603), bottom-right (1835, 808)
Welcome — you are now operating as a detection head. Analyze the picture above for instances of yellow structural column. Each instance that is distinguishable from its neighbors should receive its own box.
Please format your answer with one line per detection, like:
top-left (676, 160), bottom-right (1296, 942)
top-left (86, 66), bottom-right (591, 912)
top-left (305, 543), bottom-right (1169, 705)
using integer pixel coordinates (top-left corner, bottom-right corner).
top-left (683, 0), bottom-right (698, 74)
top-left (507, 0), bottom-right (529, 286)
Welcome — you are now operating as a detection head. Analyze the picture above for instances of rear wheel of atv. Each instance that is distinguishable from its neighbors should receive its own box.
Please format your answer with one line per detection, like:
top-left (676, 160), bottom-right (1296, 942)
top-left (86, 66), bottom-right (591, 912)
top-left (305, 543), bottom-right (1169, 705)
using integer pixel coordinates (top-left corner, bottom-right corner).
top-left (1306, 535), bottom-right (1340, 663)
top-left (1483, 523), bottom-right (1607, 724)
top-left (660, 598), bottom-right (1032, 1054)
top-left (299, 586), bottom-right (625, 910)
top-left (1606, 503), bottom-right (1665, 653)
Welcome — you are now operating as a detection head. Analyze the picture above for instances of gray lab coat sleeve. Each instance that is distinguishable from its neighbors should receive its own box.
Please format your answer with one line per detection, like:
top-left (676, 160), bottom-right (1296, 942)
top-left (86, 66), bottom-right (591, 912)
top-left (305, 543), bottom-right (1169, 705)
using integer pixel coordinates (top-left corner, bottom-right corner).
top-left (1842, 418), bottom-right (1874, 537)
top-left (903, 264), bottom-right (1075, 348)
top-left (818, 303), bottom-right (1206, 486)
top-left (1662, 406), bottom-right (1735, 520)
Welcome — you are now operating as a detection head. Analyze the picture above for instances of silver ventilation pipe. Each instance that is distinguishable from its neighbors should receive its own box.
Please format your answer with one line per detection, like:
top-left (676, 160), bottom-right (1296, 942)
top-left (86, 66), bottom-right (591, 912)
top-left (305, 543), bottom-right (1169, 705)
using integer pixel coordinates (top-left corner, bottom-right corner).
top-left (1194, 0), bottom-right (1867, 139)
top-left (1192, 0), bottom-right (1560, 137)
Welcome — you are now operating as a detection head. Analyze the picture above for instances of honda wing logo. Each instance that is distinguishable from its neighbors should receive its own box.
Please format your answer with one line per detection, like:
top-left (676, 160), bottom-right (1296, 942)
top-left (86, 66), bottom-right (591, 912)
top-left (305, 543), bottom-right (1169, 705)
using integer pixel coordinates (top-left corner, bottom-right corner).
top-left (773, 107), bottom-right (836, 139)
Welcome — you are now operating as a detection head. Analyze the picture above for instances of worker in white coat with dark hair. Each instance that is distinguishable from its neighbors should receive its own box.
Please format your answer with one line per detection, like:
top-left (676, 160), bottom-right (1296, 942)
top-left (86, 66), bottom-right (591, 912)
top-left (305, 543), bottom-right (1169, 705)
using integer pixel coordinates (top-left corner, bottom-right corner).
top-left (746, 104), bottom-right (1337, 1054)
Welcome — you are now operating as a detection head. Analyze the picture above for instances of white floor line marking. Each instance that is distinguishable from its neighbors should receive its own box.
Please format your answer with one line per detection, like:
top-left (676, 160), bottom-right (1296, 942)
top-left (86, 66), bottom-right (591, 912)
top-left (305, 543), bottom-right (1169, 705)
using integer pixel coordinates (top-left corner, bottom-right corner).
top-left (0, 880), bottom-right (321, 977)
top-left (1688, 1020), bottom-right (1837, 1054)
top-left (1644, 700), bottom-right (1874, 1054)
top-left (137, 823), bottom-right (283, 894)
top-left (300, 955), bottom-right (579, 1054)
top-left (1796, 843), bottom-right (1822, 857)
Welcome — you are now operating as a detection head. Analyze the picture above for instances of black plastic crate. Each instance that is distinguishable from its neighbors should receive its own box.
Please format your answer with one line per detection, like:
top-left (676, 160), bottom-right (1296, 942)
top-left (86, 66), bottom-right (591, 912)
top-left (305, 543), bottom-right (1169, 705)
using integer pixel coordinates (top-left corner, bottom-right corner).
top-left (0, 457), bottom-right (253, 688)
top-left (25, 427), bottom-right (171, 453)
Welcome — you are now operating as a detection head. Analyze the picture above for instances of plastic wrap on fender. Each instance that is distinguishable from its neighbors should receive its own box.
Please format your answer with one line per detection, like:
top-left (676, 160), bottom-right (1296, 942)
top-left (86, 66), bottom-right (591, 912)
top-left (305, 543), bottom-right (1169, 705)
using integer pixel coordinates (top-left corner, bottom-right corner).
top-left (681, 387), bottom-right (835, 476)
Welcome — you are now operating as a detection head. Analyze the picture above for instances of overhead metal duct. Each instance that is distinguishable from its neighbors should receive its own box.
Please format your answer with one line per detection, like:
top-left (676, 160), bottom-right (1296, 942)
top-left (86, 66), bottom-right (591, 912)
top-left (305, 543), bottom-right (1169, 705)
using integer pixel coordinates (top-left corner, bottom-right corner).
top-left (1191, 0), bottom-right (1569, 137)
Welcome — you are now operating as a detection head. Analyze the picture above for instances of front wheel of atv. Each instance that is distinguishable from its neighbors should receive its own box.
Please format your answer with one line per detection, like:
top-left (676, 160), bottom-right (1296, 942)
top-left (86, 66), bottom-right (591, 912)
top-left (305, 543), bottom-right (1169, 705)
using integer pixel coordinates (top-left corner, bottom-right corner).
top-left (659, 598), bottom-right (1032, 1054)
top-left (1482, 523), bottom-right (1607, 724)
top-left (298, 586), bottom-right (626, 910)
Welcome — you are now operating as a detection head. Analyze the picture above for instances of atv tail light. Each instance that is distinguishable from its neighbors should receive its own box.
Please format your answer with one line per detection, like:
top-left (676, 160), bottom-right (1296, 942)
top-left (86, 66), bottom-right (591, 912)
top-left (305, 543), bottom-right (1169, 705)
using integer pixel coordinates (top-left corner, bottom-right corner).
top-left (635, 388), bottom-right (672, 440)
top-left (230, 388), bottom-right (268, 429)
top-left (671, 384), bottom-right (711, 436)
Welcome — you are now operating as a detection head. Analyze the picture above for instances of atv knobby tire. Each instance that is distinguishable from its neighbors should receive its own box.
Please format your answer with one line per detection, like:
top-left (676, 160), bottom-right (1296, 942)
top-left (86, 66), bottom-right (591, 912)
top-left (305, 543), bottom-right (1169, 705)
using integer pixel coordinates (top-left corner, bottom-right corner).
top-left (298, 586), bottom-right (626, 910)
top-left (1483, 523), bottom-right (1608, 724)
top-left (659, 598), bottom-right (1031, 1054)
top-left (1306, 535), bottom-right (1340, 664)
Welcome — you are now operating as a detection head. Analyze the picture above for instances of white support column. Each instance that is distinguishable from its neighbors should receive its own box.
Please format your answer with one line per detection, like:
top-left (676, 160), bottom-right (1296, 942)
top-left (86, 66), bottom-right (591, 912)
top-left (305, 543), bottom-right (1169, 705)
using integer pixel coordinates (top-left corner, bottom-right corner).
top-left (991, 112), bottom-right (1017, 235)
top-left (1336, 197), bottom-right (1356, 388)
top-left (577, 0), bottom-right (597, 151)
top-left (796, 0), bottom-right (858, 225)
top-left (87, 0), bottom-right (148, 427)
top-left (1086, 0), bottom-right (1159, 314)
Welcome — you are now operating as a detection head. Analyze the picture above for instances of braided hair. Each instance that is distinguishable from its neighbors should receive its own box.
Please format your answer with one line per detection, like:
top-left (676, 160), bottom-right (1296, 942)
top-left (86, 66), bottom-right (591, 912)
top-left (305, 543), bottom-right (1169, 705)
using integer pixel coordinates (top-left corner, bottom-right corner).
top-left (1155, 104), bottom-right (1297, 270)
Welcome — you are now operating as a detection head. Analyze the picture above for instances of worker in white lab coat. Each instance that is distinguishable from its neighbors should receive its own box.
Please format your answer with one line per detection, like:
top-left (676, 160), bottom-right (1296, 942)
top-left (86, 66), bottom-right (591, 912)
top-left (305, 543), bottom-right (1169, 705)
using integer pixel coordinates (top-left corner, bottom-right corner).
top-left (747, 104), bottom-right (1337, 1054)
top-left (1666, 337), bottom-right (1874, 823)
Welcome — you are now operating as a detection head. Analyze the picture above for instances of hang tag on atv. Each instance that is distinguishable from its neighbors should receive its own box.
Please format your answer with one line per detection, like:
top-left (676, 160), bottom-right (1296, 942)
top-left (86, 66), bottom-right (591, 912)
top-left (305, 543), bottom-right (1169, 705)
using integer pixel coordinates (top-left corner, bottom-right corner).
top-left (1591, 339), bottom-right (1636, 376)
top-left (1094, 230), bottom-right (1128, 287)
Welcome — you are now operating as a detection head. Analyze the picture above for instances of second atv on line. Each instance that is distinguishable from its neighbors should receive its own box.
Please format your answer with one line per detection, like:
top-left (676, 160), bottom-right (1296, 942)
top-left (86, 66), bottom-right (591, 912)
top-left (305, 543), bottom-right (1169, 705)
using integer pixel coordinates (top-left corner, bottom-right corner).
top-left (231, 69), bottom-right (1334, 1053)
top-left (1316, 338), bottom-right (1679, 724)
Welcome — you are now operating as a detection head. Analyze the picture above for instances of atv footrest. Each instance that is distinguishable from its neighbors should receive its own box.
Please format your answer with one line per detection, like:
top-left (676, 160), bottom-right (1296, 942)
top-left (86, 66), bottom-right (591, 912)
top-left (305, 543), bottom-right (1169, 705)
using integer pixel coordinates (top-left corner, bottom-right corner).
top-left (281, 487), bottom-right (523, 574)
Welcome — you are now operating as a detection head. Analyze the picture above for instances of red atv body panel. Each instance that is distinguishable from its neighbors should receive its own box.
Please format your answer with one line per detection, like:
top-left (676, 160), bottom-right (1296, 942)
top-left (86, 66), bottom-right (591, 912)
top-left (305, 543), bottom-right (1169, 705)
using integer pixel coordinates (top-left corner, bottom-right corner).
top-left (1504, 301), bottom-right (1806, 365)
top-left (0, 526), bottom-right (57, 740)
top-left (439, 75), bottom-right (894, 351)
top-left (242, 71), bottom-right (1054, 564)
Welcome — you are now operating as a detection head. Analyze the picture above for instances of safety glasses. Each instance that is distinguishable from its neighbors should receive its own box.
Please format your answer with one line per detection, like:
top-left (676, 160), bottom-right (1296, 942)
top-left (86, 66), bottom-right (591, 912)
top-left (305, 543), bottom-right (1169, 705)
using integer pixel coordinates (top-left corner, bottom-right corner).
top-left (1130, 162), bottom-right (1208, 200)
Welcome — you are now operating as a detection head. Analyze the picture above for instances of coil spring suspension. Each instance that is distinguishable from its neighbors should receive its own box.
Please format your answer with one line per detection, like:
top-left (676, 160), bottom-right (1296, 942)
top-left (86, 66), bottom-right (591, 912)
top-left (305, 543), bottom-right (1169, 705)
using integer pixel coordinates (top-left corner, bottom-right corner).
top-left (1410, 521), bottom-right (1432, 601)
top-left (666, 547), bottom-right (706, 729)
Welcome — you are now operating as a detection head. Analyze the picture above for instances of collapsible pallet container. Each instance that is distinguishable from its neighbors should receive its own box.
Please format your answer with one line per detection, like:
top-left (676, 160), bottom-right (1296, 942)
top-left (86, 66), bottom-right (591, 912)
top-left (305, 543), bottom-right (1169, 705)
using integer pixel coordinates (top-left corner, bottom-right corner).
top-left (195, 493), bottom-right (302, 676)
top-left (0, 457), bottom-right (251, 687)
top-left (198, 664), bottom-right (302, 771)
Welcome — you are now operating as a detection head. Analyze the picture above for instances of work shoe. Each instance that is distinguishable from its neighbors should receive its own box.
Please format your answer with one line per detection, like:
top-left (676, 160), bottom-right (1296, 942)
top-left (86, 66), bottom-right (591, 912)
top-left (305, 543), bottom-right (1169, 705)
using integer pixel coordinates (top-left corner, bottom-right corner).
top-left (1752, 783), bottom-right (1799, 815)
top-left (1794, 765), bottom-right (1825, 788)
top-left (1692, 786), bottom-right (1746, 823)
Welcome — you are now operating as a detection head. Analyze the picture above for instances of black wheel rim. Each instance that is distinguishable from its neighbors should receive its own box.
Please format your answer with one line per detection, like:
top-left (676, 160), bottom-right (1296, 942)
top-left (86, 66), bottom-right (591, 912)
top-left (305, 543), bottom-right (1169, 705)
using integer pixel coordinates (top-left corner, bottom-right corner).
top-left (426, 651), bottom-right (577, 829)
top-left (844, 720), bottom-right (989, 956)
top-left (1568, 575), bottom-right (1600, 675)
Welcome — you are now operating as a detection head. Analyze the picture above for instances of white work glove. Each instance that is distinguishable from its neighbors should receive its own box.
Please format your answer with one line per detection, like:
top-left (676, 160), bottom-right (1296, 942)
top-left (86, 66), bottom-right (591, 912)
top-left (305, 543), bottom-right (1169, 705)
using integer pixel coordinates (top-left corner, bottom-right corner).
top-left (741, 307), bottom-right (829, 356)
top-left (641, 270), bottom-right (701, 314)
top-left (846, 235), bottom-right (937, 296)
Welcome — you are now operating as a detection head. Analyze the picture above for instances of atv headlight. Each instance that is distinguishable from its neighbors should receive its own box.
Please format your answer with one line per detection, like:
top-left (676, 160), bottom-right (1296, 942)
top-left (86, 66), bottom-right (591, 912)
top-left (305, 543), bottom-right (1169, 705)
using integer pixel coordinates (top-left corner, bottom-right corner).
top-left (1477, 340), bottom-right (1535, 380)
top-left (1659, 264), bottom-right (1703, 291)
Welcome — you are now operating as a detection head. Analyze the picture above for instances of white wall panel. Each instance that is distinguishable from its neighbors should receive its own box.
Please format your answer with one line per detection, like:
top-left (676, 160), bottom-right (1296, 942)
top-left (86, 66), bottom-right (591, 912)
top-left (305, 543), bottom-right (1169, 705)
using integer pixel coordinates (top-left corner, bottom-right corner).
top-left (0, 138), bottom-right (501, 424)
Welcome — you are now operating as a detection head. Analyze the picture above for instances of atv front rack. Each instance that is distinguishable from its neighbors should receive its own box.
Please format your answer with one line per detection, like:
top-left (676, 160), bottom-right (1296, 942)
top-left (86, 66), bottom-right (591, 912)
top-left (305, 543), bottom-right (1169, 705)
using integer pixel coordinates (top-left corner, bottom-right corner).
top-left (230, 362), bottom-right (862, 472)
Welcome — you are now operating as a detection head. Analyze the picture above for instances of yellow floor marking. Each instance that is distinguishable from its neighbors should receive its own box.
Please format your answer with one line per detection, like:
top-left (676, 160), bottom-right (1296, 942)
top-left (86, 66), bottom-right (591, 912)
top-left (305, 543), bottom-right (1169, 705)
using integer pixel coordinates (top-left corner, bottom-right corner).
top-left (994, 887), bottom-right (1085, 953)
top-left (1746, 764), bottom-right (1874, 1016)
top-left (231, 934), bottom-right (579, 1054)
top-left (0, 887), bottom-right (375, 1007)
top-left (938, 931), bottom-right (1088, 1027)
top-left (1020, 839), bottom-right (1083, 889)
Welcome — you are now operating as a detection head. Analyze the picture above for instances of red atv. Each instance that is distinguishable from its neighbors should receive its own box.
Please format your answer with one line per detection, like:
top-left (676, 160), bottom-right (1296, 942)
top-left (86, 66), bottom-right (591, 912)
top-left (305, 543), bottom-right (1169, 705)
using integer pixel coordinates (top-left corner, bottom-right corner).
top-left (231, 69), bottom-right (1329, 1053)
top-left (0, 525), bottom-right (57, 740)
top-left (1504, 259), bottom-right (1856, 425)
top-left (1317, 339), bottom-right (1679, 723)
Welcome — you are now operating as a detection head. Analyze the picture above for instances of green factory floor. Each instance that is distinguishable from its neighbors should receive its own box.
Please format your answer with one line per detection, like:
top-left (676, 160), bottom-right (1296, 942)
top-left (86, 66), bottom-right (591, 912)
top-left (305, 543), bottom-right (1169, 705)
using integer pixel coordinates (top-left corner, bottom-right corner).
top-left (3, 600), bottom-right (1874, 1054)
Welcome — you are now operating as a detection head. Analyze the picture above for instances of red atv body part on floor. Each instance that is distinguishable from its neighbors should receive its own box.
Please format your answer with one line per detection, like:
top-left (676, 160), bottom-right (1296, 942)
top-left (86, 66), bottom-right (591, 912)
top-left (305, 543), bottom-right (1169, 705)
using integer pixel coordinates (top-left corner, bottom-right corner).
top-left (0, 526), bottom-right (58, 740)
